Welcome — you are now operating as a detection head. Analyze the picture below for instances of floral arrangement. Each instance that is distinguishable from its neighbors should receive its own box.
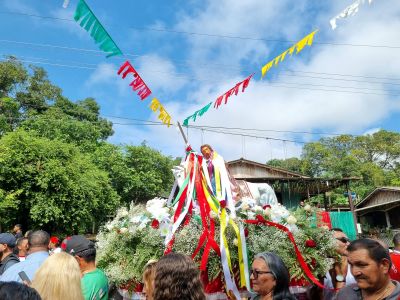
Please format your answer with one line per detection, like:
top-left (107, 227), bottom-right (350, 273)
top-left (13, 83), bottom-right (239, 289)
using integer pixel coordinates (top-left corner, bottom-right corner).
top-left (96, 197), bottom-right (338, 292)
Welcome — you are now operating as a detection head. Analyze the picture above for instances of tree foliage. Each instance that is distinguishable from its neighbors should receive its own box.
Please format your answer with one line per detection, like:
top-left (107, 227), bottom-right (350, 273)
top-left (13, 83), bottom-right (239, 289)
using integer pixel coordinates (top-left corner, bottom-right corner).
top-left (0, 58), bottom-right (177, 233)
top-left (268, 130), bottom-right (400, 202)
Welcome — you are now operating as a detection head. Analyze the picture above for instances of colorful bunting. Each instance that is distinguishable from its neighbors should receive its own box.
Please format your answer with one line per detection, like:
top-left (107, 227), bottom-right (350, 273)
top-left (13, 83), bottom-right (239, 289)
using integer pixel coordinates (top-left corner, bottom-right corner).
top-left (330, 0), bottom-right (373, 30)
top-left (261, 30), bottom-right (318, 78)
top-left (183, 102), bottom-right (212, 127)
top-left (117, 61), bottom-right (152, 100)
top-left (74, 0), bottom-right (122, 57)
top-left (150, 98), bottom-right (172, 127)
top-left (214, 73), bottom-right (254, 109)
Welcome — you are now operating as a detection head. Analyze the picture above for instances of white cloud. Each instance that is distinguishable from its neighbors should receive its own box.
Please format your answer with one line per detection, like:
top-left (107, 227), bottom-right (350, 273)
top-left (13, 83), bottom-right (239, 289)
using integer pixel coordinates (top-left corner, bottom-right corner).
top-left (85, 62), bottom-right (130, 96)
top-left (143, 0), bottom-right (400, 162)
top-left (134, 54), bottom-right (189, 95)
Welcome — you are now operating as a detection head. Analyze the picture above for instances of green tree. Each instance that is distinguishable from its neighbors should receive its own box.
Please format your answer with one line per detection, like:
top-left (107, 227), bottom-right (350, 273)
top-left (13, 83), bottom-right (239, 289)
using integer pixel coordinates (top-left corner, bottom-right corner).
top-left (0, 130), bottom-right (120, 233)
top-left (124, 143), bottom-right (176, 202)
top-left (267, 157), bottom-right (304, 174)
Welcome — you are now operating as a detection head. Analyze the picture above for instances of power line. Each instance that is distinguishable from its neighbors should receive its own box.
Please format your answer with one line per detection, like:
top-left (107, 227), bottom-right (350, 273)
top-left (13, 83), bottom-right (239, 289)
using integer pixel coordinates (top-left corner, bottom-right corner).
top-left (188, 126), bottom-right (308, 144)
top-left (2, 57), bottom-right (399, 98)
top-left (187, 124), bottom-right (346, 136)
top-left (4, 53), bottom-right (400, 92)
top-left (2, 39), bottom-right (400, 86)
top-left (1, 10), bottom-right (400, 49)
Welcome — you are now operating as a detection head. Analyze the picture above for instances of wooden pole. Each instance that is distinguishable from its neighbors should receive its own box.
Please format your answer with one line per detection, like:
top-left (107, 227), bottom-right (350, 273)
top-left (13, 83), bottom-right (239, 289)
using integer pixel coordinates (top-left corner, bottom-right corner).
top-left (177, 121), bottom-right (188, 145)
top-left (346, 181), bottom-right (358, 237)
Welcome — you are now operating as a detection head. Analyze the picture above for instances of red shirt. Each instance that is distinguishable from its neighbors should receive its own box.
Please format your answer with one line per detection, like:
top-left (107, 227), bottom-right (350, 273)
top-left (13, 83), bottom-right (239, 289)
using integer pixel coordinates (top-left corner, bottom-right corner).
top-left (390, 251), bottom-right (400, 282)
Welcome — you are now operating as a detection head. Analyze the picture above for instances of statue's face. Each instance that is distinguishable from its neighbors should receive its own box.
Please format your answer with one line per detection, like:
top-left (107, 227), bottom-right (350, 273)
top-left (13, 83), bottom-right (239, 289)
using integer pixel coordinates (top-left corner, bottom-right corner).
top-left (201, 147), bottom-right (212, 159)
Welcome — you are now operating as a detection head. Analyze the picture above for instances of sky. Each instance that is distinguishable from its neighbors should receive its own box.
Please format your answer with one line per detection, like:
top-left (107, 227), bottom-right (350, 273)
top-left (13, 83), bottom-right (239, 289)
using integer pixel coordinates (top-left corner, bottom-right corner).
top-left (0, 0), bottom-right (399, 163)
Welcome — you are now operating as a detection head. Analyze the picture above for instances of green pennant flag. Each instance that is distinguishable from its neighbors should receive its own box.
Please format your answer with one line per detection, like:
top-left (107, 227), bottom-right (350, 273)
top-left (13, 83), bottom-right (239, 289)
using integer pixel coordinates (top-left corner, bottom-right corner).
top-left (183, 102), bottom-right (212, 127)
top-left (74, 0), bottom-right (123, 58)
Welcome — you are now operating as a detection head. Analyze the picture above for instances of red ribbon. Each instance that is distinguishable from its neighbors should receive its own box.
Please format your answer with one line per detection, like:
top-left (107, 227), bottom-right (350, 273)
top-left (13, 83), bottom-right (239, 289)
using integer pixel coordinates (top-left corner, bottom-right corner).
top-left (245, 215), bottom-right (333, 290)
top-left (192, 155), bottom-right (220, 270)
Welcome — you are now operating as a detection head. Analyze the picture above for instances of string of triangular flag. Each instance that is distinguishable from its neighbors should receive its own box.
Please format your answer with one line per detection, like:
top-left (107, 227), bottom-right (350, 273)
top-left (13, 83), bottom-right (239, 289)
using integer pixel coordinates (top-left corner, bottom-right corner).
top-left (330, 0), bottom-right (373, 30)
top-left (72, 0), bottom-right (173, 127)
top-left (182, 29), bottom-right (318, 127)
top-left (74, 0), bottom-right (122, 58)
top-left (261, 30), bottom-right (318, 78)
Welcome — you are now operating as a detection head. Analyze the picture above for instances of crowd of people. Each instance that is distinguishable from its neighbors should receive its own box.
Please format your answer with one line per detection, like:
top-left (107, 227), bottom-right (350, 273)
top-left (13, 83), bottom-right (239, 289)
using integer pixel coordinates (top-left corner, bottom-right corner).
top-left (0, 224), bottom-right (400, 300)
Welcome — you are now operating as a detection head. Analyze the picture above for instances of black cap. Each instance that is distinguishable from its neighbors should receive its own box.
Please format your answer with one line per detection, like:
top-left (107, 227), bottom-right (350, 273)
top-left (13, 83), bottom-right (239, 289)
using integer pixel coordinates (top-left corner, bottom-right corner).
top-left (64, 235), bottom-right (94, 255)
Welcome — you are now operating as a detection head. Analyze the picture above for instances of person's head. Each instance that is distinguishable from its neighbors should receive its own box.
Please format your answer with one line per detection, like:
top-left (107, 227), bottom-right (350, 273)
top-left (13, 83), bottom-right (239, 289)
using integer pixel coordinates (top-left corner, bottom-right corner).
top-left (27, 230), bottom-right (50, 253)
top-left (24, 230), bottom-right (32, 238)
top-left (142, 260), bottom-right (157, 300)
top-left (0, 281), bottom-right (42, 300)
top-left (347, 238), bottom-right (392, 292)
top-left (49, 236), bottom-right (60, 250)
top-left (31, 252), bottom-right (83, 300)
top-left (13, 224), bottom-right (22, 233)
top-left (0, 233), bottom-right (16, 257)
top-left (393, 233), bottom-right (400, 250)
top-left (251, 252), bottom-right (294, 300)
top-left (64, 235), bottom-right (96, 272)
top-left (153, 253), bottom-right (205, 300)
top-left (15, 237), bottom-right (29, 257)
top-left (331, 228), bottom-right (350, 256)
top-left (200, 144), bottom-right (213, 160)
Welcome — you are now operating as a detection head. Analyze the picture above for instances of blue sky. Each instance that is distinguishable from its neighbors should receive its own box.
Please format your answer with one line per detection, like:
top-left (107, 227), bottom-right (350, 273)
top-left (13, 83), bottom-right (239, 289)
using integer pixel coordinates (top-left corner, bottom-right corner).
top-left (0, 0), bottom-right (399, 162)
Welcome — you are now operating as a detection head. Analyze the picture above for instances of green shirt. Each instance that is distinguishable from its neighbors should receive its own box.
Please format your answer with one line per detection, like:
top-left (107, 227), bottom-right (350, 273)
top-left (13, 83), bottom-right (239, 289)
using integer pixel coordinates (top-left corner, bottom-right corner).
top-left (81, 268), bottom-right (109, 300)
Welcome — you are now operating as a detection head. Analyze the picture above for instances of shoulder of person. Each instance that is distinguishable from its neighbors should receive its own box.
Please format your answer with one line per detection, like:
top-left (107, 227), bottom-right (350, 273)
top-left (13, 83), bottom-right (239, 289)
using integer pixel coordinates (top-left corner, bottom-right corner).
top-left (335, 284), bottom-right (360, 300)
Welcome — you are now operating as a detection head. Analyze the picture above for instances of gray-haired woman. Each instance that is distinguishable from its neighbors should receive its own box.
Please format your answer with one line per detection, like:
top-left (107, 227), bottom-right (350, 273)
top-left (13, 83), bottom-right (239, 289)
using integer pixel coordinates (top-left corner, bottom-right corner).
top-left (250, 252), bottom-right (296, 300)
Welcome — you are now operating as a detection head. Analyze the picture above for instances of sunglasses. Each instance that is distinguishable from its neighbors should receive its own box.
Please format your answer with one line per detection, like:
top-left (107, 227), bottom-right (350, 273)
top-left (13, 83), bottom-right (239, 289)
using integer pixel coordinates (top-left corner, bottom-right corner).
top-left (336, 237), bottom-right (350, 243)
top-left (250, 269), bottom-right (274, 279)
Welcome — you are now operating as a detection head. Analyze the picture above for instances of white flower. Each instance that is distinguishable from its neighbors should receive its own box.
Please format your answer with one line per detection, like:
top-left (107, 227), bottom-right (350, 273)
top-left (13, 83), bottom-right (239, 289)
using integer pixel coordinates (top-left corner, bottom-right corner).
top-left (286, 215), bottom-right (297, 225)
top-left (119, 227), bottom-right (128, 234)
top-left (106, 223), bottom-right (113, 231)
top-left (159, 222), bottom-right (171, 237)
top-left (253, 205), bottom-right (263, 213)
top-left (146, 198), bottom-right (170, 221)
top-left (264, 207), bottom-right (272, 216)
top-left (246, 211), bottom-right (256, 219)
top-left (242, 204), bottom-right (250, 211)
top-left (304, 204), bottom-right (312, 212)
top-left (286, 224), bottom-right (299, 233)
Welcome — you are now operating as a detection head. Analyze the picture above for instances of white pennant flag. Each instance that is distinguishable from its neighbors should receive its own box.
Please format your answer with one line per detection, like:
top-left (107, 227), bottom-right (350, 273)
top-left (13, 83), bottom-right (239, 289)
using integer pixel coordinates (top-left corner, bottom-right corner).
top-left (330, 0), bottom-right (373, 30)
top-left (62, 0), bottom-right (70, 8)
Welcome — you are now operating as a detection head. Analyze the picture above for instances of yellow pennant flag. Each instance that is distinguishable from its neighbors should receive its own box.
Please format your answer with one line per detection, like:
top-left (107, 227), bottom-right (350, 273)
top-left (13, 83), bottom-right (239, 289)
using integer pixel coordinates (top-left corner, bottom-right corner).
top-left (261, 29), bottom-right (318, 78)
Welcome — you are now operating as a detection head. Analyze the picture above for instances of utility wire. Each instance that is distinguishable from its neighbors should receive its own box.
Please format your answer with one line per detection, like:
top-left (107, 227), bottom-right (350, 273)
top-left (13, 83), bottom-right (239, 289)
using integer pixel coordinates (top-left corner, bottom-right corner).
top-left (4, 53), bottom-right (400, 92)
top-left (2, 57), bottom-right (399, 98)
top-left (1, 40), bottom-right (400, 85)
top-left (1, 10), bottom-right (400, 49)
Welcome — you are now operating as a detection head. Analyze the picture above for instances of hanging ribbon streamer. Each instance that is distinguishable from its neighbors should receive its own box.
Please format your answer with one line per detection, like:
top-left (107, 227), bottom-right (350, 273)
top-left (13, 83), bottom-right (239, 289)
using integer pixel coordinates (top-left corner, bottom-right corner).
top-left (261, 30), bottom-right (318, 78)
top-left (245, 215), bottom-right (334, 290)
top-left (117, 61), bottom-right (152, 100)
top-left (73, 0), bottom-right (122, 57)
top-left (330, 0), bottom-right (373, 30)
top-left (183, 102), bottom-right (212, 127)
top-left (214, 73), bottom-right (254, 109)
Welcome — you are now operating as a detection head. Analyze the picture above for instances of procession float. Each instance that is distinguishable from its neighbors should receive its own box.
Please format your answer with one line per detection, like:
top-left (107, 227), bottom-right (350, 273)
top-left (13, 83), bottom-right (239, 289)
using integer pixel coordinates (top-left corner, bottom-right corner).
top-left (96, 144), bottom-right (338, 299)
